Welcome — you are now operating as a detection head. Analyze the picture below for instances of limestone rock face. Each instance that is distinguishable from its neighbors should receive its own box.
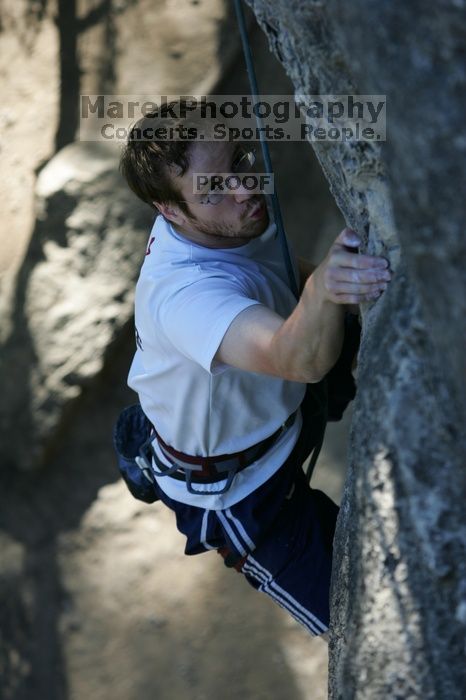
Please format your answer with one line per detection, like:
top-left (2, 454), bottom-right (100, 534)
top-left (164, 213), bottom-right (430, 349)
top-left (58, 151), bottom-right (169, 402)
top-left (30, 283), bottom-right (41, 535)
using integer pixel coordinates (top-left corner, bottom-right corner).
top-left (246, 0), bottom-right (466, 697)
top-left (0, 0), bottom-right (237, 471)
top-left (0, 143), bottom-right (152, 470)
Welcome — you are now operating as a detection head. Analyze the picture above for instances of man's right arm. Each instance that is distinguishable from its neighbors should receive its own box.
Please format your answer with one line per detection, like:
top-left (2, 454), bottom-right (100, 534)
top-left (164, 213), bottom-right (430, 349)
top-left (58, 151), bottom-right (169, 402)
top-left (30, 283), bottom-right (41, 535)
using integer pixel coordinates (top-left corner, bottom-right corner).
top-left (214, 228), bottom-right (391, 383)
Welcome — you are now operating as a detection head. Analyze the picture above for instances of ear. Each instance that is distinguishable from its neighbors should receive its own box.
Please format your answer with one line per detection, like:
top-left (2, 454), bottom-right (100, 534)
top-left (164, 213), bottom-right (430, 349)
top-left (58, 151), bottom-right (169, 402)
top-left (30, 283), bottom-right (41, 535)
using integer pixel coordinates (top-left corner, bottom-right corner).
top-left (153, 201), bottom-right (184, 224)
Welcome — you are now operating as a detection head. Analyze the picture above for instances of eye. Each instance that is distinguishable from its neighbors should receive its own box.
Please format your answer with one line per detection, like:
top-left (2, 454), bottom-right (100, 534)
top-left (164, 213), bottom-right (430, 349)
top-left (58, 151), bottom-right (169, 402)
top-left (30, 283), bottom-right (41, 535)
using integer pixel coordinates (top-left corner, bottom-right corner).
top-left (232, 148), bottom-right (255, 173)
top-left (200, 185), bottom-right (223, 205)
top-left (199, 181), bottom-right (221, 204)
top-left (206, 192), bottom-right (223, 205)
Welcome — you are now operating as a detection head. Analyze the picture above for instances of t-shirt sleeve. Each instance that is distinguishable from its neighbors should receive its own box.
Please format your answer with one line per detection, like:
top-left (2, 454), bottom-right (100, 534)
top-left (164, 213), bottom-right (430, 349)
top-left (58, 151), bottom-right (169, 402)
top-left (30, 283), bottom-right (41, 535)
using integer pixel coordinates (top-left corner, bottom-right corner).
top-left (157, 269), bottom-right (261, 375)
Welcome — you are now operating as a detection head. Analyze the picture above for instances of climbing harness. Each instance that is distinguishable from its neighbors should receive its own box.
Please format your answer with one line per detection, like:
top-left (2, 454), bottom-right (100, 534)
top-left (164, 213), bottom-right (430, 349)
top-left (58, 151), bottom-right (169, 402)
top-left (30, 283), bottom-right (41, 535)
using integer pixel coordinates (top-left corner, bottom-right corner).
top-left (114, 404), bottom-right (298, 499)
top-left (144, 410), bottom-right (296, 495)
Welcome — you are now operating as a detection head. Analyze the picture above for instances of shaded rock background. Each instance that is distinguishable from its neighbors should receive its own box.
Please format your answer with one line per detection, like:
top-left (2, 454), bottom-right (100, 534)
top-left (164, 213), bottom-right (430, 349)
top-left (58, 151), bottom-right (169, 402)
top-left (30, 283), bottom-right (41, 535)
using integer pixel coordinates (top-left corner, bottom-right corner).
top-left (245, 0), bottom-right (466, 698)
top-left (0, 1), bottom-right (346, 698)
top-left (1, 142), bottom-right (153, 470)
top-left (0, 0), bottom-right (241, 471)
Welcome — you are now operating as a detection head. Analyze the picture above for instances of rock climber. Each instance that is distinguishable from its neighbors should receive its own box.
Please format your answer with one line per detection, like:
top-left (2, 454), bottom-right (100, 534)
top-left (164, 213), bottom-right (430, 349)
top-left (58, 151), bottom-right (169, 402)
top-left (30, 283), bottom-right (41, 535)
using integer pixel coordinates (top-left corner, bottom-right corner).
top-left (115, 99), bottom-right (392, 637)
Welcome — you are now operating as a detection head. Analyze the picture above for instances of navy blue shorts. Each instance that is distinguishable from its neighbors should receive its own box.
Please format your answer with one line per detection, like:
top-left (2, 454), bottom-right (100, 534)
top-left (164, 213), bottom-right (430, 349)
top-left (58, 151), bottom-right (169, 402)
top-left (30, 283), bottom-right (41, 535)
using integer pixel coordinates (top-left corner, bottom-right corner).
top-left (151, 384), bottom-right (339, 636)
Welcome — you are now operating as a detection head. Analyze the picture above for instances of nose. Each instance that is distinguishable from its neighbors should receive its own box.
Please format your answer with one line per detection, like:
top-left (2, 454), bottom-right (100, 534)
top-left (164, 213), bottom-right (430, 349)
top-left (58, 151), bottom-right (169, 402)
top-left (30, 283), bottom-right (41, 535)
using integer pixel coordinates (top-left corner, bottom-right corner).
top-left (232, 183), bottom-right (256, 204)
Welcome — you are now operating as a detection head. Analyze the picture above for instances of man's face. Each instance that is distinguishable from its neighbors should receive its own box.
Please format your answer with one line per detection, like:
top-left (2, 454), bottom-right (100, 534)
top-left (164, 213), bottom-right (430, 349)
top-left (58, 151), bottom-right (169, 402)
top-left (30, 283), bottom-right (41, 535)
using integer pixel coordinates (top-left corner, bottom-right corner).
top-left (157, 142), bottom-right (270, 248)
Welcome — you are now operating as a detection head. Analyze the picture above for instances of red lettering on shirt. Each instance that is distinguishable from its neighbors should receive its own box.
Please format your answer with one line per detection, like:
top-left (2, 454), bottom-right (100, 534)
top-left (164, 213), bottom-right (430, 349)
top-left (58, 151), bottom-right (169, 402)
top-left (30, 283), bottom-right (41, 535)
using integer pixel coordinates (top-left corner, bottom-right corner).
top-left (145, 237), bottom-right (155, 256)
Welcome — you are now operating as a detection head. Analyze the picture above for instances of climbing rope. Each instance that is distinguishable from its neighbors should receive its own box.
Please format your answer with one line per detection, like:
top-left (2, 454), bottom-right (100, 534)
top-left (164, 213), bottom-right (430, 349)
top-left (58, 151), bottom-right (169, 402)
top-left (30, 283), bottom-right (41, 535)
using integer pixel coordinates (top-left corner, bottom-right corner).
top-left (233, 0), bottom-right (299, 300)
top-left (233, 0), bottom-right (328, 483)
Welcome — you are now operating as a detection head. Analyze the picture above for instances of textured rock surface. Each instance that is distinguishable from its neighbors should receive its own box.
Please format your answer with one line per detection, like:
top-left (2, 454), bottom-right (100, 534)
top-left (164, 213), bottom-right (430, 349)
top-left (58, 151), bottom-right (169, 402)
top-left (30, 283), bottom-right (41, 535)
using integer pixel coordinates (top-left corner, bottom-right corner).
top-left (0, 0), bottom-right (239, 470)
top-left (0, 142), bottom-right (153, 470)
top-left (246, 0), bottom-right (466, 697)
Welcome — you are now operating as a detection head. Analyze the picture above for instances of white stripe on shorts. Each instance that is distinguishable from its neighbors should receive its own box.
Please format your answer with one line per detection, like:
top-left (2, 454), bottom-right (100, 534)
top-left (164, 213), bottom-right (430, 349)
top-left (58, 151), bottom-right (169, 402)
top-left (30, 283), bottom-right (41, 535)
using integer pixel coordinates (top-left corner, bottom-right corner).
top-left (225, 509), bottom-right (256, 550)
top-left (244, 555), bottom-right (327, 635)
top-left (217, 512), bottom-right (247, 556)
top-left (200, 510), bottom-right (216, 550)
top-left (243, 558), bottom-right (319, 634)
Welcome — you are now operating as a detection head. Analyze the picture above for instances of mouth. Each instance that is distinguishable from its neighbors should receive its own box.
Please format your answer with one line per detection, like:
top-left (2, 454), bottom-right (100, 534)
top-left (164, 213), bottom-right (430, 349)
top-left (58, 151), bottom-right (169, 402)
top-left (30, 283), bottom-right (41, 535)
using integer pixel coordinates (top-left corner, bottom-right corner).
top-left (247, 200), bottom-right (266, 219)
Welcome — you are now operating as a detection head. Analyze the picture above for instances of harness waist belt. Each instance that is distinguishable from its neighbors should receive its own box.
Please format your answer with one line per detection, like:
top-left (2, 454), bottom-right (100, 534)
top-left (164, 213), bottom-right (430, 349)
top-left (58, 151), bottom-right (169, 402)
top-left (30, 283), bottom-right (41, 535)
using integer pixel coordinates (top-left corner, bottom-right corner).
top-left (138, 410), bottom-right (298, 495)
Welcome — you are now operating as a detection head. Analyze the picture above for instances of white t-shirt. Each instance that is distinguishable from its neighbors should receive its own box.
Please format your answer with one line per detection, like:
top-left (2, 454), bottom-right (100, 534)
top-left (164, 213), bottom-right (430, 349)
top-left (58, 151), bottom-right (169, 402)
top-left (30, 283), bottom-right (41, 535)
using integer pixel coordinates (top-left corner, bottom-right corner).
top-left (127, 206), bottom-right (306, 509)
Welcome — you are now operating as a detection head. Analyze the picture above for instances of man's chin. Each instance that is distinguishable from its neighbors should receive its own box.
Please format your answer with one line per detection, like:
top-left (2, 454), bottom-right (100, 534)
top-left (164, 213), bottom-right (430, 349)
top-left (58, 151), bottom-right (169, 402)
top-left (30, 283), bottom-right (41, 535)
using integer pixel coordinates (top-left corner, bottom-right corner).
top-left (250, 208), bottom-right (270, 235)
top-left (237, 209), bottom-right (270, 239)
top-left (179, 208), bottom-right (270, 247)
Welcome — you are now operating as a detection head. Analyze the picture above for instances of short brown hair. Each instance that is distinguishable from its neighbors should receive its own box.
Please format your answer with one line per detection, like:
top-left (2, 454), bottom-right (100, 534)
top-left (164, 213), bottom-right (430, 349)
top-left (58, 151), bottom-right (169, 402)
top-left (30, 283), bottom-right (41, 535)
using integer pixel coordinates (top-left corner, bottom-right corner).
top-left (119, 99), bottom-right (212, 217)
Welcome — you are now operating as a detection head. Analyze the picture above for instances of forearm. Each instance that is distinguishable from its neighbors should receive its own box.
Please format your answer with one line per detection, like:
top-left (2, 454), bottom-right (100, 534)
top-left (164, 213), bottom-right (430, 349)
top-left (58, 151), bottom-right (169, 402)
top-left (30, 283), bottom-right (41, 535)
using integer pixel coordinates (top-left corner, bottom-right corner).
top-left (270, 273), bottom-right (345, 383)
